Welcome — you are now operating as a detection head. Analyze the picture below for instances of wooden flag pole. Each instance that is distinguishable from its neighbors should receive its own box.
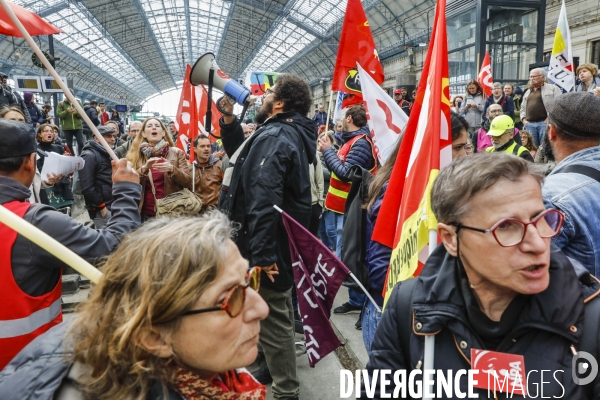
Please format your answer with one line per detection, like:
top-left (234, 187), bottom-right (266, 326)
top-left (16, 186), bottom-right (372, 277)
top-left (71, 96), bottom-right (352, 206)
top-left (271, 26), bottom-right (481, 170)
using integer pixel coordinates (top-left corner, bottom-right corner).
top-left (0, 204), bottom-right (102, 283)
top-left (0, 0), bottom-right (118, 162)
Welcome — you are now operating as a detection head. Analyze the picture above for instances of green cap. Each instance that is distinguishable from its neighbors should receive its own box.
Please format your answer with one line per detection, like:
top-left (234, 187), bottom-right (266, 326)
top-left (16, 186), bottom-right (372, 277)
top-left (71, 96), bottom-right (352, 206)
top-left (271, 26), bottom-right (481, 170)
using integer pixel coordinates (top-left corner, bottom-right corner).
top-left (486, 115), bottom-right (514, 137)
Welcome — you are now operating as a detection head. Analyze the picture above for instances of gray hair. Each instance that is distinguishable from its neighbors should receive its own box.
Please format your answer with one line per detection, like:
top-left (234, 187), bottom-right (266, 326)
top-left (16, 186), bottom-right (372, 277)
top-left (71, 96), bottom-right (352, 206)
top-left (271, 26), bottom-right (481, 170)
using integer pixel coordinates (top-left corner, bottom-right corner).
top-left (532, 68), bottom-right (546, 77)
top-left (431, 153), bottom-right (545, 224)
top-left (492, 82), bottom-right (502, 88)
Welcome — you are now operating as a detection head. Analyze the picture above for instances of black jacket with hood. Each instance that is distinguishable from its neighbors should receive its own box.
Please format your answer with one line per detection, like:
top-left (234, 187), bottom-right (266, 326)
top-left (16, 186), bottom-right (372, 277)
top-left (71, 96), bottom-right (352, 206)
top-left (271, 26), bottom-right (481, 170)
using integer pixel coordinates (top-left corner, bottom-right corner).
top-left (364, 244), bottom-right (600, 399)
top-left (219, 112), bottom-right (317, 292)
top-left (79, 140), bottom-right (114, 214)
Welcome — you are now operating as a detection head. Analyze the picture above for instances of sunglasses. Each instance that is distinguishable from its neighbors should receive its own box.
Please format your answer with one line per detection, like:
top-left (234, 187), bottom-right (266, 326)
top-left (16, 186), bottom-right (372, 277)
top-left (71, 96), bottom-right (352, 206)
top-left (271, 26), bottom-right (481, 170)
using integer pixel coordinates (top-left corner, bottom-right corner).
top-left (182, 267), bottom-right (261, 319)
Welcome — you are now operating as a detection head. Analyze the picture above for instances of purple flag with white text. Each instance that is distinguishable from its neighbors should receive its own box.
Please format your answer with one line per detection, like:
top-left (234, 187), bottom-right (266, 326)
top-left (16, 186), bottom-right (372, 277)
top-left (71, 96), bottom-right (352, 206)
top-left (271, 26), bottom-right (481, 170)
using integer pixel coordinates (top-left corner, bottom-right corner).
top-left (280, 210), bottom-right (351, 367)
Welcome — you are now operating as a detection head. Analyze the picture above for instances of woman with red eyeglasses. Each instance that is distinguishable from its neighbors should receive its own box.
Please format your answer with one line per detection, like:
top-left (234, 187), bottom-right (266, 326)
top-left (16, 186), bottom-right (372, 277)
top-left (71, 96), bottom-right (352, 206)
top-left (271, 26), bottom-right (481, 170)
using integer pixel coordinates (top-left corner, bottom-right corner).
top-left (0, 211), bottom-right (269, 400)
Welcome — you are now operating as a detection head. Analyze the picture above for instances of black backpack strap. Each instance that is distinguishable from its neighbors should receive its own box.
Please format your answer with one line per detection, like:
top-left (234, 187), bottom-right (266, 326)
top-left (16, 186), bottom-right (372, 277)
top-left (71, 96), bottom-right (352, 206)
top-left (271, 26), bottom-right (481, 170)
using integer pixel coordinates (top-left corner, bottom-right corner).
top-left (396, 277), bottom-right (418, 365)
top-left (554, 165), bottom-right (600, 184)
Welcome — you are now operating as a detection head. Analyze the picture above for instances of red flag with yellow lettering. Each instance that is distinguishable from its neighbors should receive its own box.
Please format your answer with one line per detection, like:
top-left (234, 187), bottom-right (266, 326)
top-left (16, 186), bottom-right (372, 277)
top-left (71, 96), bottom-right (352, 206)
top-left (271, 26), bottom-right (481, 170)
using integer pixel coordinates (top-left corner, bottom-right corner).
top-left (331, 0), bottom-right (384, 95)
top-left (176, 64), bottom-right (195, 154)
top-left (371, 0), bottom-right (452, 304)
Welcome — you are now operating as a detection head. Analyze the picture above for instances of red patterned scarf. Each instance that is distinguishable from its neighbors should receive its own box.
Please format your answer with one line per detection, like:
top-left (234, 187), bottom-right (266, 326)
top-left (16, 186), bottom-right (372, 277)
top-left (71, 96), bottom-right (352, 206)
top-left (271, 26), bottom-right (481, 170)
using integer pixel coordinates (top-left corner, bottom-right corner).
top-left (169, 366), bottom-right (266, 400)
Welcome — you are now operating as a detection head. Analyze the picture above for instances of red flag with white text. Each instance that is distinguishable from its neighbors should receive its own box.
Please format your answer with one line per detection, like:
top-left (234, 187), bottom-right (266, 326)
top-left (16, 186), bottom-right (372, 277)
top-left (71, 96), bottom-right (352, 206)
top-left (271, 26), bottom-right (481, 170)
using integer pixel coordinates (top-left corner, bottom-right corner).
top-left (371, 0), bottom-right (452, 304)
top-left (332, 0), bottom-right (384, 98)
top-left (176, 64), bottom-right (195, 154)
top-left (478, 51), bottom-right (493, 97)
top-left (280, 210), bottom-right (350, 367)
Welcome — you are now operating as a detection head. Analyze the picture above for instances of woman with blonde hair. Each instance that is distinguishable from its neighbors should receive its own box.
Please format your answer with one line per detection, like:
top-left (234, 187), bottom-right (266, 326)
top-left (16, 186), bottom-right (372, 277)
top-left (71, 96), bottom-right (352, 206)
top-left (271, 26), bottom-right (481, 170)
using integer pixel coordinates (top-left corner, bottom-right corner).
top-left (126, 117), bottom-right (190, 221)
top-left (0, 212), bottom-right (269, 400)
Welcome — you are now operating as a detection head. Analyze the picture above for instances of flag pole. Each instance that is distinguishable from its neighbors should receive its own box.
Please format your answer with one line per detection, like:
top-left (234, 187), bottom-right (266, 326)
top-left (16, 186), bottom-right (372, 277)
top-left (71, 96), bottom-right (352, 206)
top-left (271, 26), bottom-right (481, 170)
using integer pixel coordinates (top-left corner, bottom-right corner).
top-left (325, 88), bottom-right (334, 130)
top-left (0, 204), bottom-right (102, 284)
top-left (0, 0), bottom-right (118, 162)
top-left (423, 229), bottom-right (438, 400)
top-left (273, 205), bottom-right (381, 313)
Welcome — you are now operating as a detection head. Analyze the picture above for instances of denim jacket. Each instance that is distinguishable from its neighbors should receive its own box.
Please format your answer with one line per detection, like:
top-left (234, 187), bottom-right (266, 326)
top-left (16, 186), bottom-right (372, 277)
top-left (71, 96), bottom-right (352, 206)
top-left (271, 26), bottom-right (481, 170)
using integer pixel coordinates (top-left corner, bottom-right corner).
top-left (542, 146), bottom-right (600, 277)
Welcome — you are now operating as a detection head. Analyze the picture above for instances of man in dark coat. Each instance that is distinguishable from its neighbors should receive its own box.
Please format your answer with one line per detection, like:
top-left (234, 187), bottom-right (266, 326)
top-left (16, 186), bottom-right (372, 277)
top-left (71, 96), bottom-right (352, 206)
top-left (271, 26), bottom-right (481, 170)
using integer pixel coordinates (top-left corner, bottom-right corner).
top-left (79, 125), bottom-right (118, 229)
top-left (218, 73), bottom-right (317, 400)
top-left (82, 100), bottom-right (100, 142)
top-left (364, 153), bottom-right (600, 398)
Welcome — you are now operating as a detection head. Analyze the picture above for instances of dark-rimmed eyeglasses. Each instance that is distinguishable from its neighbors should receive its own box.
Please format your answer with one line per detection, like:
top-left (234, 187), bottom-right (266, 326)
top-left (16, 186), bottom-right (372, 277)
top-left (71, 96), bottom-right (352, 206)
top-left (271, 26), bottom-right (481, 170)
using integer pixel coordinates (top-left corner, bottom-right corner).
top-left (182, 267), bottom-right (261, 319)
top-left (451, 209), bottom-right (564, 247)
top-left (263, 88), bottom-right (275, 98)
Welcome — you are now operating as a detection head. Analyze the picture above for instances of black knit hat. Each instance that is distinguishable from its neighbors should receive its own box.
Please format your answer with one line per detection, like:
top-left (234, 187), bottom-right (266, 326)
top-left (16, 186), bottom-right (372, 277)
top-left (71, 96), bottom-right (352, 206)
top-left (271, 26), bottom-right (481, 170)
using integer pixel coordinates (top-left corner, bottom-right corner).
top-left (0, 119), bottom-right (37, 159)
top-left (546, 92), bottom-right (600, 139)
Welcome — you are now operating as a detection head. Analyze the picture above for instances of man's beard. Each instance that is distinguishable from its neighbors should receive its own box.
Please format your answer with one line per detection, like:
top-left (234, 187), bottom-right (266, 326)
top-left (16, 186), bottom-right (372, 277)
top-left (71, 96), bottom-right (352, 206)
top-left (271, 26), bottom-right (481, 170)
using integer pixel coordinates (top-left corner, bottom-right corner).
top-left (254, 100), bottom-right (273, 125)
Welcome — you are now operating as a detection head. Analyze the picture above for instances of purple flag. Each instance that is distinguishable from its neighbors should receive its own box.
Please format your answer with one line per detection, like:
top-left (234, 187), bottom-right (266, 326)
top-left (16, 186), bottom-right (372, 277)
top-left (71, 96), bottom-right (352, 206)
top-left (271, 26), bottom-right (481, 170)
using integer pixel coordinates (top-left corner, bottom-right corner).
top-left (280, 210), bottom-right (351, 367)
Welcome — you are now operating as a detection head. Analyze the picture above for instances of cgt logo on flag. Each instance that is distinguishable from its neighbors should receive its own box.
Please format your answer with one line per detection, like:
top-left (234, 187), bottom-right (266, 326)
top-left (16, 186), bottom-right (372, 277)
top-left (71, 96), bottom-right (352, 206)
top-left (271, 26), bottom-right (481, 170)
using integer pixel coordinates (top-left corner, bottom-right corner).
top-left (478, 51), bottom-right (493, 97)
top-left (471, 349), bottom-right (527, 396)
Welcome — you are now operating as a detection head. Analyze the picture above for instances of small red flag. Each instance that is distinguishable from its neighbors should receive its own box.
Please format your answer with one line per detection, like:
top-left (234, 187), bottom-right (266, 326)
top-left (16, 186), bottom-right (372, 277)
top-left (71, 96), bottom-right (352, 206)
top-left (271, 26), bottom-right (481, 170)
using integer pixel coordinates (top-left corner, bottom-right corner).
top-left (331, 0), bottom-right (384, 96)
top-left (175, 65), bottom-right (195, 154)
top-left (478, 51), bottom-right (493, 97)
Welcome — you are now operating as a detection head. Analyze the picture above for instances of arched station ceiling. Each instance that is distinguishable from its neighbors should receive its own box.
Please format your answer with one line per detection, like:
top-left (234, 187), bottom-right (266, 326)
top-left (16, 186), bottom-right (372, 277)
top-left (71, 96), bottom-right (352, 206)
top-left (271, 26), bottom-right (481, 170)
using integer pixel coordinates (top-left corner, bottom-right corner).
top-left (0, 0), bottom-right (434, 104)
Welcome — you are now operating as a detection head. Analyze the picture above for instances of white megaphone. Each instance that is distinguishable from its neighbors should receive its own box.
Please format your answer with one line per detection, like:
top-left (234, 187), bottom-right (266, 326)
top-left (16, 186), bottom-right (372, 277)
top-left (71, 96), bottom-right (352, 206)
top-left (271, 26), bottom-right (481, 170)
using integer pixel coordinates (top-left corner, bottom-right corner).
top-left (190, 52), bottom-right (252, 106)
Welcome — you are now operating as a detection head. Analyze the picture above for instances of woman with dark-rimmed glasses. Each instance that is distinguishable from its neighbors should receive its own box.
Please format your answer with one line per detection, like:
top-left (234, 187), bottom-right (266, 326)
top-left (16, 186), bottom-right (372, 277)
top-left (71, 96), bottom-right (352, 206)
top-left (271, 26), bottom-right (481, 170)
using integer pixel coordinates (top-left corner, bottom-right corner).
top-left (0, 212), bottom-right (269, 400)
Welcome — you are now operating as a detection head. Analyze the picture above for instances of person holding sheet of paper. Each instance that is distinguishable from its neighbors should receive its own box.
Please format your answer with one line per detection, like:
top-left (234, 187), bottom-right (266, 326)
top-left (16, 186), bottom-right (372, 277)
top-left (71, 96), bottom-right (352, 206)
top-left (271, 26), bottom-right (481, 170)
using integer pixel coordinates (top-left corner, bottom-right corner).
top-left (35, 123), bottom-right (73, 206)
top-left (0, 119), bottom-right (142, 370)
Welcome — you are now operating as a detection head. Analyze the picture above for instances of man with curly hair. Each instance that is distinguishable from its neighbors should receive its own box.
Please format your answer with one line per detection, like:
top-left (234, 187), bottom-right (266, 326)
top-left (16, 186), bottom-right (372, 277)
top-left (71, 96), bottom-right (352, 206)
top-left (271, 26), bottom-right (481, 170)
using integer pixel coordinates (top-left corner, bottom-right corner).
top-left (218, 73), bottom-right (317, 400)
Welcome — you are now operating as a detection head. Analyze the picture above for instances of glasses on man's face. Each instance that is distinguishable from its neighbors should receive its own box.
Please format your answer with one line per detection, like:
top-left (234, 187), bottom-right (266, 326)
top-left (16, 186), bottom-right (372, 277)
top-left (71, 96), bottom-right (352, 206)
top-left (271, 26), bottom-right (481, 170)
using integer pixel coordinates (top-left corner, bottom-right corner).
top-left (452, 209), bottom-right (564, 247)
top-left (263, 88), bottom-right (275, 98)
top-left (182, 267), bottom-right (261, 319)
top-left (529, 75), bottom-right (541, 79)
top-left (130, 129), bottom-right (140, 134)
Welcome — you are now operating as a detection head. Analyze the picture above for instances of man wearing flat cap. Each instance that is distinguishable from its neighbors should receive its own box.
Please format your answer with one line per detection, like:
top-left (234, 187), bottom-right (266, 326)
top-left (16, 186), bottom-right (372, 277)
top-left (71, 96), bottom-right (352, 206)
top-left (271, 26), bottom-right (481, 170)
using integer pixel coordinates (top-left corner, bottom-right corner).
top-left (79, 125), bottom-right (119, 229)
top-left (542, 91), bottom-right (600, 278)
top-left (0, 119), bottom-right (142, 370)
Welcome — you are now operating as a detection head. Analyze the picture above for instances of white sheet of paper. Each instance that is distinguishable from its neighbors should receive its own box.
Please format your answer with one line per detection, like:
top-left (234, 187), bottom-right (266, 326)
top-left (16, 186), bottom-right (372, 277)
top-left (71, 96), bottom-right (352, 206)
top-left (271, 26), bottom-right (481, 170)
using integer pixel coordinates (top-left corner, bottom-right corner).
top-left (40, 152), bottom-right (85, 180)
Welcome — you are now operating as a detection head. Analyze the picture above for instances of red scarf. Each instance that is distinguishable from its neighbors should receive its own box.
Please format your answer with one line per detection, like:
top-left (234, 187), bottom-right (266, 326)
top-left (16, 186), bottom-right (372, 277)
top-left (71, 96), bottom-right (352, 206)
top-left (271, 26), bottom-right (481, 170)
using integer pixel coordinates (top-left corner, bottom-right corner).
top-left (169, 367), bottom-right (266, 400)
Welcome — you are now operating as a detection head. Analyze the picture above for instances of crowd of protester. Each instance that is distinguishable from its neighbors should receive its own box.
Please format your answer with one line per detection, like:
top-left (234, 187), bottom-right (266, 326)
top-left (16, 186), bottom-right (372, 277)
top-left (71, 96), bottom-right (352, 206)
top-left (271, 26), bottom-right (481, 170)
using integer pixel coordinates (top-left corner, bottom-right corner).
top-left (0, 62), bottom-right (599, 399)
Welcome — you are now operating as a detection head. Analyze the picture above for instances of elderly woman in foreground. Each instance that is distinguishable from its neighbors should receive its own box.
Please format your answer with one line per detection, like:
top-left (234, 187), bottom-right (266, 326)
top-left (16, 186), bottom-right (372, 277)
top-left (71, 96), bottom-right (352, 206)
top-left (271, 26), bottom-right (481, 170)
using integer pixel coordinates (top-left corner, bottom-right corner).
top-left (0, 212), bottom-right (269, 400)
top-left (364, 153), bottom-right (600, 398)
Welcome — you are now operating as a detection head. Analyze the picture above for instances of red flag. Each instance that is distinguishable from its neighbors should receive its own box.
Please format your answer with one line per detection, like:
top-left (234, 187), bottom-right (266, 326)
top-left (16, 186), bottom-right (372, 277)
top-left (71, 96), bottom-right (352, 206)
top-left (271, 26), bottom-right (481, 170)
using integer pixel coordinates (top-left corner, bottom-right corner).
top-left (478, 51), bottom-right (493, 97)
top-left (0, 2), bottom-right (61, 37)
top-left (371, 0), bottom-right (452, 303)
top-left (331, 0), bottom-right (384, 97)
top-left (175, 64), bottom-right (195, 154)
top-left (280, 210), bottom-right (350, 367)
top-left (196, 84), bottom-right (221, 143)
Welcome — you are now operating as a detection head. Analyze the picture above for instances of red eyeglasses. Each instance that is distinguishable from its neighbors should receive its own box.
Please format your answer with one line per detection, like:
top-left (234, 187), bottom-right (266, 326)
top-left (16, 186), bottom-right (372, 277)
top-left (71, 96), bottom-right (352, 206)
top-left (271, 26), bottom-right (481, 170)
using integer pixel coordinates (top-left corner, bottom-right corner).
top-left (452, 209), bottom-right (564, 247)
top-left (182, 267), bottom-right (261, 319)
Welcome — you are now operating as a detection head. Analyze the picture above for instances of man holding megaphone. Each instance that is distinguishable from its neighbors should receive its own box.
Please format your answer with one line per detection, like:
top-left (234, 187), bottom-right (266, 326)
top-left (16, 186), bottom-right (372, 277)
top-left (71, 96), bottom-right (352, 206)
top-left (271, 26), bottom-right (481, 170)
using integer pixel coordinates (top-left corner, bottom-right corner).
top-left (217, 74), bottom-right (317, 400)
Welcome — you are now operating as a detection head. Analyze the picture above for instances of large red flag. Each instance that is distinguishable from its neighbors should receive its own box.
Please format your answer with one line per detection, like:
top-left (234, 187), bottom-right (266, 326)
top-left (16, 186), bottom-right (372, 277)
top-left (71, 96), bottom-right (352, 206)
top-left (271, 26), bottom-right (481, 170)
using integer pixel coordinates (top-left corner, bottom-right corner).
top-left (0, 1), bottom-right (62, 37)
top-left (331, 0), bottom-right (384, 96)
top-left (371, 0), bottom-right (452, 304)
top-left (478, 51), bottom-right (493, 97)
top-left (176, 64), bottom-right (195, 154)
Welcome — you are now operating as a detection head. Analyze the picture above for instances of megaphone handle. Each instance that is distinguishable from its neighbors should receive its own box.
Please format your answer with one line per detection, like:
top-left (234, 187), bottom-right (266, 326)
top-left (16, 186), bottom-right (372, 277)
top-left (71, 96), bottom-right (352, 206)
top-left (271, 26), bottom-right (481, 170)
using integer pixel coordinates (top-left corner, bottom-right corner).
top-left (239, 102), bottom-right (249, 123)
top-left (205, 68), bottom-right (214, 134)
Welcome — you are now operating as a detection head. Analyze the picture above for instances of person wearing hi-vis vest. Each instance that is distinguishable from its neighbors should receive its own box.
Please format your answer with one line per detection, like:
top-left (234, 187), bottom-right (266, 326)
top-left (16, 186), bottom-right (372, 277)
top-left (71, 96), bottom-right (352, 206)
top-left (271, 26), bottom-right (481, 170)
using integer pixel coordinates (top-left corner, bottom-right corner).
top-left (0, 119), bottom-right (142, 370)
top-left (485, 114), bottom-right (534, 162)
top-left (318, 104), bottom-right (377, 320)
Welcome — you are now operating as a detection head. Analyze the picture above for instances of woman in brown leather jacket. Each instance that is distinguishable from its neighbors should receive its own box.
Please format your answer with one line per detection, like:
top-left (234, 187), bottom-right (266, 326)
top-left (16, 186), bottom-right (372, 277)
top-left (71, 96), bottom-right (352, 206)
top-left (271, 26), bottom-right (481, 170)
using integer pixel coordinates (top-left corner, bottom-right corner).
top-left (126, 118), bottom-right (190, 221)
